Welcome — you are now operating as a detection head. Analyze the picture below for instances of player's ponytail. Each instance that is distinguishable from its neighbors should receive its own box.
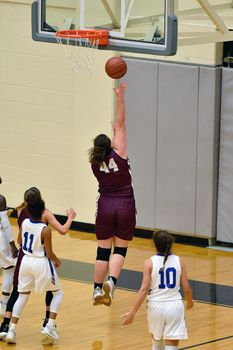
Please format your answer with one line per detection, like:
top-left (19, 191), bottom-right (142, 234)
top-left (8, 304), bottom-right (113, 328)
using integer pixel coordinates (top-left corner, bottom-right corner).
top-left (153, 230), bottom-right (174, 271)
top-left (89, 134), bottom-right (112, 164)
top-left (24, 187), bottom-right (45, 220)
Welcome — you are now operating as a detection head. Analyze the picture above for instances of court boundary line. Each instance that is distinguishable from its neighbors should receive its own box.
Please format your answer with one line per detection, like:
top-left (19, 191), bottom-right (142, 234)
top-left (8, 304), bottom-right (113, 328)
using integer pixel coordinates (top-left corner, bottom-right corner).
top-left (179, 334), bottom-right (233, 349)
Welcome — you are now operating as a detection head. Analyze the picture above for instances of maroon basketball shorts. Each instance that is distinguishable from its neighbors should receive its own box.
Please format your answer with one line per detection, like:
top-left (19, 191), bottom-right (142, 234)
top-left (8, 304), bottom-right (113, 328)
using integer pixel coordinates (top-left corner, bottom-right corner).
top-left (13, 247), bottom-right (25, 287)
top-left (95, 195), bottom-right (136, 240)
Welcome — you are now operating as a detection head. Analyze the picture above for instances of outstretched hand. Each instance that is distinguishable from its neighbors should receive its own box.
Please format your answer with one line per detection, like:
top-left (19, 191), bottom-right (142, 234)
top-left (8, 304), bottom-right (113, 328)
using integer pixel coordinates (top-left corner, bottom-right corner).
top-left (186, 300), bottom-right (194, 310)
top-left (66, 208), bottom-right (76, 220)
top-left (113, 82), bottom-right (127, 98)
top-left (121, 311), bottom-right (135, 325)
top-left (54, 258), bottom-right (61, 268)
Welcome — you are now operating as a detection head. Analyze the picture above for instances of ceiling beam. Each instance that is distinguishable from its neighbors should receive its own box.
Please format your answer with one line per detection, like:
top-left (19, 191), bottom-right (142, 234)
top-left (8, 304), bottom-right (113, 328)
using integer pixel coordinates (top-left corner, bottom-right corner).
top-left (196, 0), bottom-right (229, 33)
top-left (101, 0), bottom-right (119, 28)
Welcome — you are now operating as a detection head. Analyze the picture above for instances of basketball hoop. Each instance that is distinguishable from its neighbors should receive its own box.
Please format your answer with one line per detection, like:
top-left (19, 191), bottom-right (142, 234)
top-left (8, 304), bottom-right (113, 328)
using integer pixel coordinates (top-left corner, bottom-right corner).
top-left (55, 29), bottom-right (109, 75)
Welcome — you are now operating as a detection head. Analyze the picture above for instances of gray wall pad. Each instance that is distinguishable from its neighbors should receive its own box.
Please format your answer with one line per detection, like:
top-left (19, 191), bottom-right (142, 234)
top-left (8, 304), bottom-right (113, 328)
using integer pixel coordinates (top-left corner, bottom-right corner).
top-left (196, 67), bottom-right (221, 236)
top-left (155, 62), bottom-right (198, 234)
top-left (125, 58), bottom-right (220, 237)
top-left (217, 68), bottom-right (233, 243)
top-left (125, 59), bottom-right (158, 228)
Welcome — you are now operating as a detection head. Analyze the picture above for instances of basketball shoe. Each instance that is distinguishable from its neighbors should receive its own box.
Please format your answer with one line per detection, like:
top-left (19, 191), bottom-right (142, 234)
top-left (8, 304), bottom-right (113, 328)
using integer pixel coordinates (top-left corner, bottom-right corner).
top-left (93, 287), bottom-right (103, 306)
top-left (102, 278), bottom-right (115, 306)
top-left (41, 318), bottom-right (48, 331)
top-left (5, 330), bottom-right (16, 344)
top-left (0, 322), bottom-right (9, 340)
top-left (41, 322), bottom-right (59, 341)
top-left (41, 318), bottom-right (57, 332)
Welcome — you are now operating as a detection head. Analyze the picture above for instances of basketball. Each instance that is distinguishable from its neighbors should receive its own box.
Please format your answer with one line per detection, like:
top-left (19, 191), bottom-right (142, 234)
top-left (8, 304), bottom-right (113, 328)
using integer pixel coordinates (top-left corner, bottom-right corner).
top-left (105, 57), bottom-right (127, 79)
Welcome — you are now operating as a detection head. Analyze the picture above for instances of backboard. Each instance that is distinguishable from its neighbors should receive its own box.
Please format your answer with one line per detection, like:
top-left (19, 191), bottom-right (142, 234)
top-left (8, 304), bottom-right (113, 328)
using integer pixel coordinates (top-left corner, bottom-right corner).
top-left (32, 0), bottom-right (178, 56)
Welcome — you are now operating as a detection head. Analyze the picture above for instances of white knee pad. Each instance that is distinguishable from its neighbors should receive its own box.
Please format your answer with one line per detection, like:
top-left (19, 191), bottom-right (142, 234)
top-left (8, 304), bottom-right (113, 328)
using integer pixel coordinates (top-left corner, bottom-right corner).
top-left (12, 293), bottom-right (30, 318)
top-left (50, 290), bottom-right (64, 314)
top-left (2, 267), bottom-right (14, 293)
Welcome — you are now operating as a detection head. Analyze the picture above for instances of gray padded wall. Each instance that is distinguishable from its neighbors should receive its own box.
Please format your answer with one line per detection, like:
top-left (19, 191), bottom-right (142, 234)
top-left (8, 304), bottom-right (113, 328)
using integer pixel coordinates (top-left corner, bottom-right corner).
top-left (125, 59), bottom-right (158, 228)
top-left (125, 58), bottom-right (220, 237)
top-left (155, 63), bottom-right (198, 234)
top-left (217, 68), bottom-right (233, 243)
top-left (196, 67), bottom-right (221, 236)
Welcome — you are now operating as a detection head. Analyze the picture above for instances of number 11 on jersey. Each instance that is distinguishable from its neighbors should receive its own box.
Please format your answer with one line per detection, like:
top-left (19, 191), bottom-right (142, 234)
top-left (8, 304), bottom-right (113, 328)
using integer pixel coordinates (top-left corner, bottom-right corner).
top-left (23, 232), bottom-right (34, 253)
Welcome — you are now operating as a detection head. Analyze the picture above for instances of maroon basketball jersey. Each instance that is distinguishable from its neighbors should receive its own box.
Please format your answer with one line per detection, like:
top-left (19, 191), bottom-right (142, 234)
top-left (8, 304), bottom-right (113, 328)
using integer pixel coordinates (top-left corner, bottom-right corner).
top-left (14, 207), bottom-right (29, 286)
top-left (17, 207), bottom-right (28, 228)
top-left (91, 149), bottom-right (134, 197)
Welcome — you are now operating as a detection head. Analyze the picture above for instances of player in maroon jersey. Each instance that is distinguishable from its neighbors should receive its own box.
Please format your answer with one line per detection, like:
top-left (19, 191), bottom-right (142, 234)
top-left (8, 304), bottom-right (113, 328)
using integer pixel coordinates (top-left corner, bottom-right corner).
top-left (89, 82), bottom-right (136, 306)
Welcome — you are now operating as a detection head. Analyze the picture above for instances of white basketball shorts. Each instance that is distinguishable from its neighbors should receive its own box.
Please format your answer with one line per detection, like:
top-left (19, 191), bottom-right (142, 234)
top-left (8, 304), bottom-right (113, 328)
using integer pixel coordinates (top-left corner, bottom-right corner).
top-left (147, 299), bottom-right (188, 340)
top-left (18, 255), bottom-right (60, 293)
top-left (0, 228), bottom-right (16, 268)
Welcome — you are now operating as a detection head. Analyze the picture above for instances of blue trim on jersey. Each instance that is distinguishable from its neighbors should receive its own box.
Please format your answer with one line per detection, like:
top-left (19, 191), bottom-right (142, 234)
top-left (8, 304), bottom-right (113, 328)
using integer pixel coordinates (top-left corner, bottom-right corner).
top-left (29, 219), bottom-right (43, 224)
top-left (156, 253), bottom-right (172, 256)
top-left (48, 259), bottom-right (56, 285)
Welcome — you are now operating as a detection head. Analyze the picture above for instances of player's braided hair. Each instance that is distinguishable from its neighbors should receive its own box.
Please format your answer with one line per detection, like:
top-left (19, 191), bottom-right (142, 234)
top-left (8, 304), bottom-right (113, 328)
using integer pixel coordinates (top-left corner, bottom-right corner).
top-left (89, 134), bottom-right (112, 164)
top-left (153, 230), bottom-right (174, 271)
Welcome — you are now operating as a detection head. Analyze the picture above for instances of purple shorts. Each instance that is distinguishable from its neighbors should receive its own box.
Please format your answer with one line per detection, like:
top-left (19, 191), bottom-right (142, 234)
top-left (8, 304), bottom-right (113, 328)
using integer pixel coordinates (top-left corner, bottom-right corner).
top-left (95, 196), bottom-right (136, 241)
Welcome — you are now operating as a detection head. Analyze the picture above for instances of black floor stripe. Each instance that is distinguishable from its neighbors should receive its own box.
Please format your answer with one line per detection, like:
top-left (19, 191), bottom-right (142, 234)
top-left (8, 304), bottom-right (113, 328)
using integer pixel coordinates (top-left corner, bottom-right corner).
top-left (59, 259), bottom-right (233, 307)
top-left (179, 335), bottom-right (233, 349)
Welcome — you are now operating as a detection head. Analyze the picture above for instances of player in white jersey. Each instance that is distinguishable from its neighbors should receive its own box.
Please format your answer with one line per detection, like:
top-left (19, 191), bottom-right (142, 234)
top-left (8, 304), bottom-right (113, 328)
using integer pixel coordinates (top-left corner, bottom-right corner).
top-left (0, 177), bottom-right (18, 317)
top-left (121, 230), bottom-right (193, 350)
top-left (5, 195), bottom-right (63, 344)
top-left (0, 186), bottom-right (76, 339)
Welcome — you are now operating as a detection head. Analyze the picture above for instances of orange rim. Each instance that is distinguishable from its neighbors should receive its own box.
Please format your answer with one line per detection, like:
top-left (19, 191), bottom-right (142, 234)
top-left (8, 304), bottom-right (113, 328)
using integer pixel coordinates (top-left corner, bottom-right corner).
top-left (55, 29), bottom-right (109, 46)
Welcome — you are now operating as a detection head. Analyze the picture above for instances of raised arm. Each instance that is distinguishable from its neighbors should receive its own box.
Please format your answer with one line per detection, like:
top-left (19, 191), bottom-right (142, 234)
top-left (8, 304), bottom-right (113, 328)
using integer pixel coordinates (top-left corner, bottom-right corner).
top-left (180, 258), bottom-right (193, 310)
top-left (121, 258), bottom-right (152, 325)
top-left (43, 208), bottom-right (76, 235)
top-left (111, 82), bottom-right (127, 159)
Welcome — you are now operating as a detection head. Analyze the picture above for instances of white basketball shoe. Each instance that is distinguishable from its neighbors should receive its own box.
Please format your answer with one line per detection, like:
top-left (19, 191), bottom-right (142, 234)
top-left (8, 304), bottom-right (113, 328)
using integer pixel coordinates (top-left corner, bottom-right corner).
top-left (93, 287), bottom-right (103, 306)
top-left (102, 278), bottom-right (115, 306)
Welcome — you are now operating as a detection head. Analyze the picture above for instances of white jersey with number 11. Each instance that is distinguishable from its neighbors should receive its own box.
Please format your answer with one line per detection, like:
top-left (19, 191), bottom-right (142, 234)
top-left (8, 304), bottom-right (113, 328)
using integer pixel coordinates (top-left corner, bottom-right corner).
top-left (21, 218), bottom-right (46, 258)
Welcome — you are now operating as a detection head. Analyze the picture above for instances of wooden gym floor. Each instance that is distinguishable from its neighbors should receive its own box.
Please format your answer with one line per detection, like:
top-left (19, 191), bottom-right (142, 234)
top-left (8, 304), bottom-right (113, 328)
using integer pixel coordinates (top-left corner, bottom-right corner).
top-left (1, 218), bottom-right (233, 350)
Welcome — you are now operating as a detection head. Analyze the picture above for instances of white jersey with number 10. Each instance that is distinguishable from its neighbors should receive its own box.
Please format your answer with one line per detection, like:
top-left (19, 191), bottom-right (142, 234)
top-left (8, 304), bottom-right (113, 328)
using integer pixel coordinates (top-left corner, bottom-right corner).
top-left (147, 254), bottom-right (182, 302)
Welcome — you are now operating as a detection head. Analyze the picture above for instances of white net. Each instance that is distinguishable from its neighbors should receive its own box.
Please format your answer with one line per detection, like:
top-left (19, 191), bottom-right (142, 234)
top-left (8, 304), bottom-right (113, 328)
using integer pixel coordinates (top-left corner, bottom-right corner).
top-left (56, 36), bottom-right (99, 75)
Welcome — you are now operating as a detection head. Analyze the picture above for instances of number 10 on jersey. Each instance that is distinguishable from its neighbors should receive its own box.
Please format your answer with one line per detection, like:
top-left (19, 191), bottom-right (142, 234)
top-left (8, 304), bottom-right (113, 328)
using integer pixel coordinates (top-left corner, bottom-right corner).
top-left (159, 267), bottom-right (176, 289)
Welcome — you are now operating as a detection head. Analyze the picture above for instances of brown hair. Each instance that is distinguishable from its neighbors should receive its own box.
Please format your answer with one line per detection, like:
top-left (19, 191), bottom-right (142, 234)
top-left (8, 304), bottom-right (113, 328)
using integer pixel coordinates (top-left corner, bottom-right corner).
top-left (24, 187), bottom-right (44, 220)
top-left (89, 134), bottom-right (112, 164)
top-left (153, 230), bottom-right (174, 271)
top-left (24, 187), bottom-right (41, 204)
